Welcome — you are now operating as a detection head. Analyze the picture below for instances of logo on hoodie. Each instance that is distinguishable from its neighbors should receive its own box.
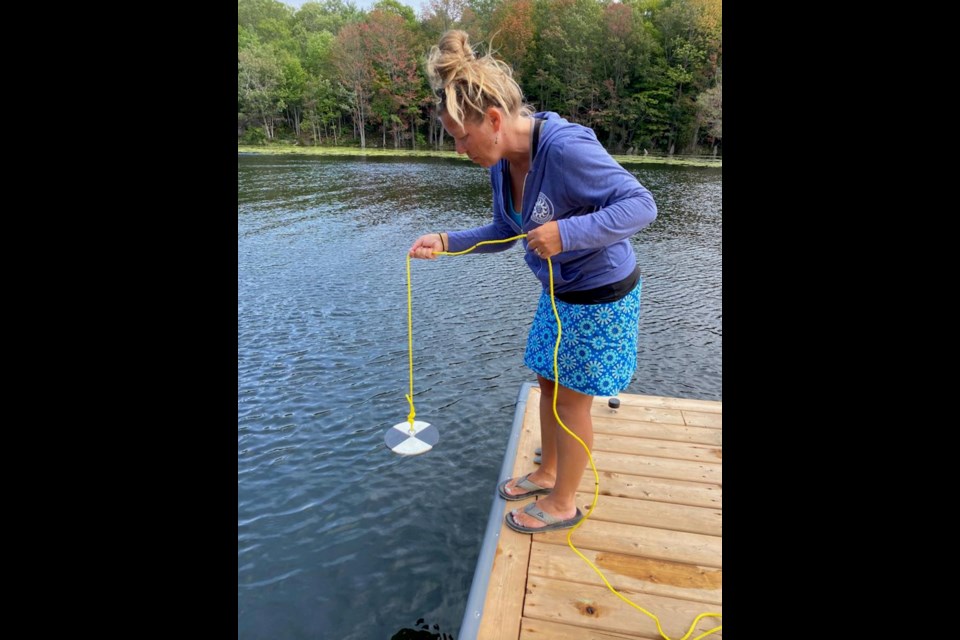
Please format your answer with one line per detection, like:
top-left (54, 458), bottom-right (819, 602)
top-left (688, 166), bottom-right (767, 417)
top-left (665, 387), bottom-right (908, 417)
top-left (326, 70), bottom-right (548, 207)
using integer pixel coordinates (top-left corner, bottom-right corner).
top-left (531, 192), bottom-right (554, 224)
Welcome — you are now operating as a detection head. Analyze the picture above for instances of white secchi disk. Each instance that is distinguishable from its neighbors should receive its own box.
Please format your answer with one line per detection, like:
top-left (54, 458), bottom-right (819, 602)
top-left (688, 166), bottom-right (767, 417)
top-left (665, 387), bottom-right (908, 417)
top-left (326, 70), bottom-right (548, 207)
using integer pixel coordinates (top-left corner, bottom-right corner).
top-left (385, 421), bottom-right (439, 456)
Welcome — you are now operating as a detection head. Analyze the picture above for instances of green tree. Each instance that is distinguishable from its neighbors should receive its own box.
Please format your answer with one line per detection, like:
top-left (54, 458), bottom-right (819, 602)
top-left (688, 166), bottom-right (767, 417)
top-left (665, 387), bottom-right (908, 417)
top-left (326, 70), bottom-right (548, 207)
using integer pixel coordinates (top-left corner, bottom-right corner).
top-left (303, 76), bottom-right (350, 144)
top-left (334, 22), bottom-right (374, 147)
top-left (238, 0), bottom-right (295, 43)
top-left (367, 9), bottom-right (425, 148)
top-left (294, 0), bottom-right (362, 34)
top-left (592, 0), bottom-right (656, 150)
top-left (465, 0), bottom-right (499, 29)
top-left (646, 0), bottom-right (714, 153)
top-left (238, 41), bottom-right (284, 140)
top-left (487, 0), bottom-right (534, 74)
top-left (373, 0), bottom-right (418, 27)
top-left (694, 70), bottom-right (720, 154)
top-left (422, 0), bottom-right (470, 47)
top-left (525, 0), bottom-right (603, 119)
top-left (235, 0), bottom-right (721, 155)
top-left (276, 51), bottom-right (308, 139)
top-left (630, 87), bottom-right (672, 152)
top-left (690, 0), bottom-right (721, 81)
top-left (302, 29), bottom-right (336, 77)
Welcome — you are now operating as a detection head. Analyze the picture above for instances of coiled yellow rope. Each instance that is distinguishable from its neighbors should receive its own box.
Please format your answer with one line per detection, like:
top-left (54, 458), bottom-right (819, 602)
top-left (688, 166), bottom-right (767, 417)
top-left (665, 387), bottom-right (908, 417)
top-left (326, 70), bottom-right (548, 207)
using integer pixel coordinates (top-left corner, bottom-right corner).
top-left (406, 234), bottom-right (721, 639)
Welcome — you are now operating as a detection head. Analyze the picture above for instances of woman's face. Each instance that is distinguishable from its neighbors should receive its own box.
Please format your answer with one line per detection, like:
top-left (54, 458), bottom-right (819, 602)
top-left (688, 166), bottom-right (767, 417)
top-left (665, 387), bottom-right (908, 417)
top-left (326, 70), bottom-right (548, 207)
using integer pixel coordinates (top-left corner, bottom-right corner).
top-left (440, 111), bottom-right (498, 168)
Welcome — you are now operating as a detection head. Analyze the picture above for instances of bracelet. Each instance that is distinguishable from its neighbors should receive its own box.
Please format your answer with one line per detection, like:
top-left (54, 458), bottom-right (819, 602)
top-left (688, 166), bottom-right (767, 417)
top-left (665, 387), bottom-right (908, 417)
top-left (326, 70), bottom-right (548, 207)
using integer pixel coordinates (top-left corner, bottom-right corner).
top-left (438, 233), bottom-right (446, 251)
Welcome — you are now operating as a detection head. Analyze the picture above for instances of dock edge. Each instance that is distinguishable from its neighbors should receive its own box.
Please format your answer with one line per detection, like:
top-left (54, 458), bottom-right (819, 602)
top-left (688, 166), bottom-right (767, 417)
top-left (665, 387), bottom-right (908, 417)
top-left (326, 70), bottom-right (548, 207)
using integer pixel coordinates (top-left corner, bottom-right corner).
top-left (458, 381), bottom-right (536, 640)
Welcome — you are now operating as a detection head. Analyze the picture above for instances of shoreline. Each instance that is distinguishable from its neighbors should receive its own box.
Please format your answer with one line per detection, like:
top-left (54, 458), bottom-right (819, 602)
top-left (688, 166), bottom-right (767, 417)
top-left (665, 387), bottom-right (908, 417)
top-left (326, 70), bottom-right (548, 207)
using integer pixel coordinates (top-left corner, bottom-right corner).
top-left (237, 145), bottom-right (722, 168)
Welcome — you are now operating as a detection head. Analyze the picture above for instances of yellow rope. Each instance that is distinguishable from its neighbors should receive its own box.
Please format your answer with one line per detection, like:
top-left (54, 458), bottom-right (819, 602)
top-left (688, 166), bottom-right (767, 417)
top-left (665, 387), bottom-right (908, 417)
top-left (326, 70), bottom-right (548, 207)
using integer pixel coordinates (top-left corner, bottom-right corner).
top-left (407, 233), bottom-right (721, 639)
top-left (544, 255), bottom-right (722, 640)
top-left (405, 236), bottom-right (528, 433)
top-left (405, 253), bottom-right (416, 433)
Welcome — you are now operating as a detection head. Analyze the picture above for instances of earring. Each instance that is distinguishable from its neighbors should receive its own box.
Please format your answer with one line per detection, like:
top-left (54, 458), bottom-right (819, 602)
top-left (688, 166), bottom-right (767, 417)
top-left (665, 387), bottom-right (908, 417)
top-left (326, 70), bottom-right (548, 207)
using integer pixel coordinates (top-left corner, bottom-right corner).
top-left (495, 135), bottom-right (499, 145)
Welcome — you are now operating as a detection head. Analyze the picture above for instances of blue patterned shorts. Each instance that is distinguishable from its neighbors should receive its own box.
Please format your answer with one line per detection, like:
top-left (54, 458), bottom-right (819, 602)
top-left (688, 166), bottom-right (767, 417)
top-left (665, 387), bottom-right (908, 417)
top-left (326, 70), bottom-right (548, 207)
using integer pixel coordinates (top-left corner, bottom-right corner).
top-left (524, 281), bottom-right (642, 396)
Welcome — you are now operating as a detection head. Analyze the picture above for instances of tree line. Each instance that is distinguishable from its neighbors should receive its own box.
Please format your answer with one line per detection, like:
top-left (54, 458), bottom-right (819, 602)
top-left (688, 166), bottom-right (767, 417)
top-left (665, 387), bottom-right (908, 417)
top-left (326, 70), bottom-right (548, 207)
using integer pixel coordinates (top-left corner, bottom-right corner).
top-left (238, 0), bottom-right (721, 156)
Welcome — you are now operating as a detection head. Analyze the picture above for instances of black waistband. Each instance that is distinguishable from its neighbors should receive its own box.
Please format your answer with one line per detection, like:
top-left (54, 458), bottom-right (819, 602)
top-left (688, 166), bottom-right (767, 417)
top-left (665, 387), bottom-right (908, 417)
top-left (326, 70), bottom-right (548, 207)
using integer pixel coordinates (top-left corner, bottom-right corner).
top-left (554, 265), bottom-right (641, 305)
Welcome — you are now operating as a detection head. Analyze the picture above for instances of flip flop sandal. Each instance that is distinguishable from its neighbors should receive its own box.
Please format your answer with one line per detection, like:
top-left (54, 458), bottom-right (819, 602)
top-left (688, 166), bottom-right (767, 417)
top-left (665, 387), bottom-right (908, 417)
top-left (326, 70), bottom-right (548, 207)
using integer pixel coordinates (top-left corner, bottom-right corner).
top-left (505, 502), bottom-right (584, 534)
top-left (497, 473), bottom-right (552, 501)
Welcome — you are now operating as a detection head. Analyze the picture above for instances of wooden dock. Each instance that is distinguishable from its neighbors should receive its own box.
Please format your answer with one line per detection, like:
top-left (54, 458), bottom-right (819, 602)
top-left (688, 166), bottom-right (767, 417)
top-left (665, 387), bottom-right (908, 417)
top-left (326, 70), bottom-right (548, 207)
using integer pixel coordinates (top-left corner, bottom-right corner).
top-left (459, 383), bottom-right (722, 640)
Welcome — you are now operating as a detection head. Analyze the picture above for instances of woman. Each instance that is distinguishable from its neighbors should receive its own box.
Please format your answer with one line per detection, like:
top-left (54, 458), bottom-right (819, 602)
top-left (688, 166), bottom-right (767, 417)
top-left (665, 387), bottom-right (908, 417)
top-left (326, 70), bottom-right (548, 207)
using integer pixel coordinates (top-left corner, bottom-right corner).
top-left (409, 30), bottom-right (657, 533)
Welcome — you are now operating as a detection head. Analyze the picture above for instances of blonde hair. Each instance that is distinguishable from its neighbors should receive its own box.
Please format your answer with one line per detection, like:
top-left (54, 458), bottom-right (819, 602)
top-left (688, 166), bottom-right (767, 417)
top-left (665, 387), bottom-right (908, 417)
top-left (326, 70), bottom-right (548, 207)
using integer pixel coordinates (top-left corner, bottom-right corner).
top-left (426, 30), bottom-right (533, 127)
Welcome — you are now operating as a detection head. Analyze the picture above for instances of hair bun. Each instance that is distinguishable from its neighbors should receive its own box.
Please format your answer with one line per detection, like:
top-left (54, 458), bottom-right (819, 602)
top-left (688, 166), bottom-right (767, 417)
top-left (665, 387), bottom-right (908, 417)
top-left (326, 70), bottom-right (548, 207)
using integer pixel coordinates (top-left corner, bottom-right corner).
top-left (441, 30), bottom-right (476, 61)
top-left (426, 29), bottom-right (531, 127)
top-left (429, 30), bottom-right (476, 90)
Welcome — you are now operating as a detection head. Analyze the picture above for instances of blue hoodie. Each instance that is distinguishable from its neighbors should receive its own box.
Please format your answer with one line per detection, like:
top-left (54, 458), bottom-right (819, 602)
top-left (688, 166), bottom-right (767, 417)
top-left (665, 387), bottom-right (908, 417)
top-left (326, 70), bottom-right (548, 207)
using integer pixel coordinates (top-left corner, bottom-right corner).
top-left (446, 112), bottom-right (657, 294)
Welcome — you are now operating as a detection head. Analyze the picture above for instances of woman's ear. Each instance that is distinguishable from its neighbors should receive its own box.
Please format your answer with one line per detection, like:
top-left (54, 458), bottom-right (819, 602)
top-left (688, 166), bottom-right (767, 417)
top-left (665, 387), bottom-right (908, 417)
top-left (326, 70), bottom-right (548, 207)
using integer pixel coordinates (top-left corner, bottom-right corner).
top-left (487, 107), bottom-right (502, 133)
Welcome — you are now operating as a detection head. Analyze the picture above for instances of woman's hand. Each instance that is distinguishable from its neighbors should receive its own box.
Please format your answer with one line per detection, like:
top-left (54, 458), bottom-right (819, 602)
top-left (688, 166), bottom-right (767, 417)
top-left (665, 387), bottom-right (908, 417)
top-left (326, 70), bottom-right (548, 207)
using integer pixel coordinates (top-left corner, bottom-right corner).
top-left (409, 233), bottom-right (445, 260)
top-left (526, 221), bottom-right (562, 259)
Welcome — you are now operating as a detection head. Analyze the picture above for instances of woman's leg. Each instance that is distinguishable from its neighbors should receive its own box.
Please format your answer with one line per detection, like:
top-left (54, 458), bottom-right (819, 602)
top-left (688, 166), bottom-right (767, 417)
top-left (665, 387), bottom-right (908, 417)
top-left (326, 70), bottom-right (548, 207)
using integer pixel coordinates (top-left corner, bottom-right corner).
top-left (500, 374), bottom-right (560, 496)
top-left (509, 378), bottom-right (593, 527)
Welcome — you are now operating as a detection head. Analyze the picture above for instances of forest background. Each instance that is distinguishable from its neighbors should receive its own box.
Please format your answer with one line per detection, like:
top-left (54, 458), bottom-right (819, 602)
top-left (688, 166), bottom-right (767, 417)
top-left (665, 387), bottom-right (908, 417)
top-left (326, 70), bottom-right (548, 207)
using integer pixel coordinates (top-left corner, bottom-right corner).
top-left (238, 0), bottom-right (721, 157)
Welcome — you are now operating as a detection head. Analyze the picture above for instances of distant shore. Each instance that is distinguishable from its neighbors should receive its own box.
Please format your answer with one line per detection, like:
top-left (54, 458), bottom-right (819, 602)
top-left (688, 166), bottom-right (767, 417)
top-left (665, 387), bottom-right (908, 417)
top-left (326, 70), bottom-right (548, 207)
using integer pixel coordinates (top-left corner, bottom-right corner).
top-left (237, 145), bottom-right (721, 168)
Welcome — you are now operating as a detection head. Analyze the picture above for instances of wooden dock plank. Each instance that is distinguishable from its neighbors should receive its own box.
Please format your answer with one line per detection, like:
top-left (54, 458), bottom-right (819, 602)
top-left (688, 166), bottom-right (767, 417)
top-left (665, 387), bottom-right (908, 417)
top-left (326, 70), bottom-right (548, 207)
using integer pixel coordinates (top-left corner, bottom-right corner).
top-left (524, 576), bottom-right (722, 638)
top-left (681, 410), bottom-right (722, 428)
top-left (572, 492), bottom-right (722, 536)
top-left (596, 403), bottom-right (687, 426)
top-left (528, 542), bottom-right (722, 605)
top-left (578, 472), bottom-right (722, 509)
top-left (592, 432), bottom-right (723, 463)
top-left (475, 505), bottom-right (530, 640)
top-left (591, 416), bottom-right (722, 446)
top-left (469, 388), bottom-right (722, 640)
top-left (589, 451), bottom-right (721, 485)
top-left (519, 617), bottom-right (652, 639)
top-left (530, 389), bottom-right (721, 444)
top-left (476, 408), bottom-right (538, 640)
top-left (533, 520), bottom-right (722, 568)
top-left (590, 393), bottom-right (722, 414)
top-left (537, 389), bottom-right (712, 428)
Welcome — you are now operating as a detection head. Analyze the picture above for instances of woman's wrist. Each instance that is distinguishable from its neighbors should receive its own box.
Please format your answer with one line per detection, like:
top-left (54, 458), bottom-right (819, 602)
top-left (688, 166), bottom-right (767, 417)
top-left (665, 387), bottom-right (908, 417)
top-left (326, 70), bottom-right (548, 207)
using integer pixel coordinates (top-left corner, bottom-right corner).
top-left (438, 233), bottom-right (447, 251)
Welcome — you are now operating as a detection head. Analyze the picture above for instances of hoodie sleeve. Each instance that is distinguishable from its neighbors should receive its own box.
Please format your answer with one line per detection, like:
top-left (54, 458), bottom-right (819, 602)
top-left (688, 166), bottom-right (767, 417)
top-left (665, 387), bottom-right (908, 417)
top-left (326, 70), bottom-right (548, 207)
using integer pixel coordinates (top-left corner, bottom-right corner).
top-left (554, 133), bottom-right (657, 252)
top-left (445, 167), bottom-right (521, 253)
top-left (446, 219), bottom-right (519, 253)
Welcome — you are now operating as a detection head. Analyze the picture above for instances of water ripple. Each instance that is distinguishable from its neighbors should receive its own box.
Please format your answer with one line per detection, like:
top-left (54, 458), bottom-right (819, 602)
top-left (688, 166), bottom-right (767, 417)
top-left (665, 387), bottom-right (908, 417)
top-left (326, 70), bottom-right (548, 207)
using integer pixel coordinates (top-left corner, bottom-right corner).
top-left (238, 155), bottom-right (720, 639)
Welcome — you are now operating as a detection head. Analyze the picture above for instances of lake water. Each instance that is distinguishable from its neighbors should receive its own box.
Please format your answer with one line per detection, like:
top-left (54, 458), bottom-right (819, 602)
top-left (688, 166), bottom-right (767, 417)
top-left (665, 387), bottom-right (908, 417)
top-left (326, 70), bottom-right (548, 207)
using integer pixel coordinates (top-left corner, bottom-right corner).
top-left (238, 154), bottom-right (721, 639)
